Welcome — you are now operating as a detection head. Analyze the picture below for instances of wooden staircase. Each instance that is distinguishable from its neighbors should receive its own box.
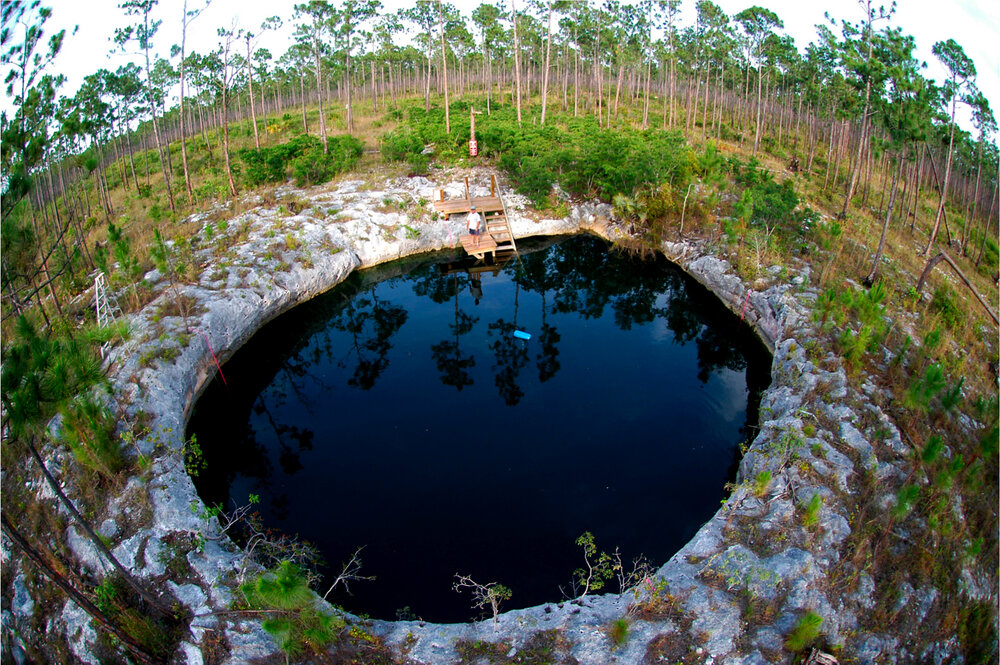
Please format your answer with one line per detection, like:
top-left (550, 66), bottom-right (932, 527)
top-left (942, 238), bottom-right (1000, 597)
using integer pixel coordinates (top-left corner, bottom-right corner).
top-left (455, 173), bottom-right (518, 261)
top-left (485, 174), bottom-right (517, 255)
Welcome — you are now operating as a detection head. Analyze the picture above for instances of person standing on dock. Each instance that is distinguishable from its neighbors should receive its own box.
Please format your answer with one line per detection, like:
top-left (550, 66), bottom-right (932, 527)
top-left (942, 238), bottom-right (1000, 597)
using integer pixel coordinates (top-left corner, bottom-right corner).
top-left (467, 206), bottom-right (482, 235)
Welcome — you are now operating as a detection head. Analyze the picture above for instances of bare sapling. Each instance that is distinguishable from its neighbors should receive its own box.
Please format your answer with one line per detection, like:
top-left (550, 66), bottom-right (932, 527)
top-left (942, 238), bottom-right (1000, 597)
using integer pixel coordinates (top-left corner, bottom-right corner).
top-left (453, 574), bottom-right (513, 631)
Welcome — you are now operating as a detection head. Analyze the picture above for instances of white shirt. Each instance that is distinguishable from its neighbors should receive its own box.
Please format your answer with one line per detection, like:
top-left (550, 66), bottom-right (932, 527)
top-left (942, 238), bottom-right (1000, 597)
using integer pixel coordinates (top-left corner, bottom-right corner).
top-left (467, 211), bottom-right (482, 233)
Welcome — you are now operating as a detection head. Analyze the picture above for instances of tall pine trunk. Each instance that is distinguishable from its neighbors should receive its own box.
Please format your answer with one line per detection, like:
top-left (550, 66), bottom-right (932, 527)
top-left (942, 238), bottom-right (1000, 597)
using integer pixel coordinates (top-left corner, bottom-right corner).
top-left (924, 94), bottom-right (959, 254)
top-left (540, 1), bottom-right (552, 125)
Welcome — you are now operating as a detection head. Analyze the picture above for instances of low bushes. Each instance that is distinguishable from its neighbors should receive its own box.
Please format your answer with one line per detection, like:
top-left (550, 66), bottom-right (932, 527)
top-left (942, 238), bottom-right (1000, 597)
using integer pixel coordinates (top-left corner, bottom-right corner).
top-left (239, 134), bottom-right (363, 188)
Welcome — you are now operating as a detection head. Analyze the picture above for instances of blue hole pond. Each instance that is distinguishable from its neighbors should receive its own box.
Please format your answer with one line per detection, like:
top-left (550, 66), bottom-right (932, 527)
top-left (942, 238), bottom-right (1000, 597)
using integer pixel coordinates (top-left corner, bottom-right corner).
top-left (187, 234), bottom-right (771, 623)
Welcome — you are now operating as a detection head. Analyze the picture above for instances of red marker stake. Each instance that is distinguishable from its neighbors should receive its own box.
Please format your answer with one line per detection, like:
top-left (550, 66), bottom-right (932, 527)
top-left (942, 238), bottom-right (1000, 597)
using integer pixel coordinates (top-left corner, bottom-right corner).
top-left (739, 290), bottom-right (752, 325)
top-left (198, 330), bottom-right (228, 386)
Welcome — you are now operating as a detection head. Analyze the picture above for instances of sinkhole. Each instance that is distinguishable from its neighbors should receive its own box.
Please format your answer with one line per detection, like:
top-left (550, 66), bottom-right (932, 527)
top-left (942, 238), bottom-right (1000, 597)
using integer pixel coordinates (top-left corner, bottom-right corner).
top-left (187, 234), bottom-right (772, 623)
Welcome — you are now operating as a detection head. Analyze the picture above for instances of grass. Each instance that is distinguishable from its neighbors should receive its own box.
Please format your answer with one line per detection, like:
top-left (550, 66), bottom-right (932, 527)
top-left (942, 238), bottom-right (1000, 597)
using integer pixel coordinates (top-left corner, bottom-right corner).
top-left (752, 470), bottom-right (773, 497)
top-left (608, 617), bottom-right (629, 647)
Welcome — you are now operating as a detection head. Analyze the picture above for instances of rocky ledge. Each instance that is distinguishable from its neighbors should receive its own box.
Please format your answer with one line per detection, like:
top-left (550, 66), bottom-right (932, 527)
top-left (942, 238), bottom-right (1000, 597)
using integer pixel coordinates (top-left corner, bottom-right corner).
top-left (3, 167), bottom-right (980, 664)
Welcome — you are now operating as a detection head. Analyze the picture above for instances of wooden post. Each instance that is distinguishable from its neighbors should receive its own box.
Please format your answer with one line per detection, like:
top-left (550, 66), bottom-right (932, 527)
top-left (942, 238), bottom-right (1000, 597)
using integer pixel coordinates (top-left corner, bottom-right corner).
top-left (440, 188), bottom-right (444, 202)
top-left (465, 176), bottom-right (470, 202)
top-left (491, 174), bottom-right (496, 197)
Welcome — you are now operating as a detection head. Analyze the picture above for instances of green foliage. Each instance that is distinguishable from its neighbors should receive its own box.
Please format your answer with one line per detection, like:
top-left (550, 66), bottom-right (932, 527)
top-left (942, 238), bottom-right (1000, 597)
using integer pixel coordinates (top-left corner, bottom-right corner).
top-left (829, 282), bottom-right (889, 370)
top-left (731, 158), bottom-right (815, 234)
top-left (395, 107), bottom-right (693, 208)
top-left (150, 229), bottom-right (187, 283)
top-left (291, 135), bottom-right (363, 187)
top-left (239, 134), bottom-right (363, 188)
top-left (923, 327), bottom-right (942, 354)
top-left (892, 484), bottom-right (921, 520)
top-left (784, 611), bottom-right (823, 651)
top-left (380, 127), bottom-right (424, 161)
top-left (95, 222), bottom-right (141, 288)
top-left (574, 531), bottom-right (614, 596)
top-left (930, 285), bottom-right (963, 330)
top-left (940, 377), bottom-right (965, 412)
top-left (1, 316), bottom-right (105, 440)
top-left (813, 288), bottom-right (839, 327)
top-left (241, 561), bottom-right (344, 658)
top-left (752, 470), bottom-right (773, 497)
top-left (980, 423), bottom-right (999, 458)
top-left (244, 561), bottom-right (314, 610)
top-left (408, 151), bottom-right (430, 176)
top-left (801, 493), bottom-right (822, 529)
top-left (906, 363), bottom-right (947, 413)
top-left (182, 434), bottom-right (206, 478)
top-left (921, 435), bottom-right (944, 464)
top-left (812, 219), bottom-right (843, 251)
top-left (891, 334), bottom-right (912, 366)
top-left (58, 393), bottom-right (123, 479)
top-left (83, 319), bottom-right (131, 347)
top-left (90, 574), bottom-right (181, 658)
top-left (696, 142), bottom-right (726, 185)
top-left (608, 617), bottom-right (629, 646)
top-left (959, 600), bottom-right (1000, 664)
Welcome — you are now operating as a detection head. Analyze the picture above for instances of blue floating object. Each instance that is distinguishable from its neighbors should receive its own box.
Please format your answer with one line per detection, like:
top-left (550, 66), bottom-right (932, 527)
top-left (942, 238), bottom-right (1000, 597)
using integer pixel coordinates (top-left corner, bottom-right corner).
top-left (513, 330), bottom-right (531, 340)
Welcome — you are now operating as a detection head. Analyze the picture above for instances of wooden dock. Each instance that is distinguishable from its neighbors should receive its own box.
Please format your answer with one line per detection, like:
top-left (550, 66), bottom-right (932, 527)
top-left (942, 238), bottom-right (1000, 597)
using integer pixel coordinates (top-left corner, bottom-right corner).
top-left (435, 174), bottom-right (518, 260)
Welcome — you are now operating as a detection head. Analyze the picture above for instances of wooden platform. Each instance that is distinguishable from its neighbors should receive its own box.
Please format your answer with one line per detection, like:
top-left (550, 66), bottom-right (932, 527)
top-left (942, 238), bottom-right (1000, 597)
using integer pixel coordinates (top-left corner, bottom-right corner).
top-left (459, 232), bottom-right (498, 260)
top-left (434, 195), bottom-right (503, 219)
top-left (437, 174), bottom-right (518, 259)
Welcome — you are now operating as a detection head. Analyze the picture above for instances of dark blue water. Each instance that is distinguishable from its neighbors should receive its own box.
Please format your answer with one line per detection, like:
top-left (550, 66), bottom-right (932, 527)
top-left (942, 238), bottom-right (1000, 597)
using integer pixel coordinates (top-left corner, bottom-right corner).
top-left (188, 234), bottom-right (771, 622)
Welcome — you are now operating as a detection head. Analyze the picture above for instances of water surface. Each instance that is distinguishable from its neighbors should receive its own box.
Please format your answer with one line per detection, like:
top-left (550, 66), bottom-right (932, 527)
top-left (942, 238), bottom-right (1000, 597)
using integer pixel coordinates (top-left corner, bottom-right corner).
top-left (188, 234), bottom-right (771, 622)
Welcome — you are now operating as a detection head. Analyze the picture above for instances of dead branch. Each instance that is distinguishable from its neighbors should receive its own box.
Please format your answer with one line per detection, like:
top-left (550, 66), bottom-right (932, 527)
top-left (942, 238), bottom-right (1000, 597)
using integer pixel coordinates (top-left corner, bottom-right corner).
top-left (916, 250), bottom-right (998, 326)
top-left (323, 546), bottom-right (376, 599)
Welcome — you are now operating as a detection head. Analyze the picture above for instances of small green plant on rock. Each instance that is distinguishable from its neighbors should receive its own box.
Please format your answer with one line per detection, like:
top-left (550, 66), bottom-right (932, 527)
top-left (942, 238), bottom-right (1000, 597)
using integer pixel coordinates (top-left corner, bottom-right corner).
top-left (785, 610), bottom-right (823, 652)
top-left (608, 617), bottom-right (629, 647)
top-left (801, 494), bottom-right (823, 529)
top-left (753, 470), bottom-right (773, 497)
top-left (240, 561), bottom-right (344, 659)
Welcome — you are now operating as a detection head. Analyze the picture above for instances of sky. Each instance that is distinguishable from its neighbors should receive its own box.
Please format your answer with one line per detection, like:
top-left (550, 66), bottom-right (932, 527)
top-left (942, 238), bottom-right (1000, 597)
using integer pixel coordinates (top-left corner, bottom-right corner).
top-left (3, 0), bottom-right (999, 137)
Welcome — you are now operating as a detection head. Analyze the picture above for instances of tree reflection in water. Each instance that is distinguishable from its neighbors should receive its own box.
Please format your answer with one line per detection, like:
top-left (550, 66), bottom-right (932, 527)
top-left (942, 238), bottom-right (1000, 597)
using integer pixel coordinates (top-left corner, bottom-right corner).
top-left (430, 274), bottom-right (477, 391)
top-left (187, 234), bottom-right (772, 623)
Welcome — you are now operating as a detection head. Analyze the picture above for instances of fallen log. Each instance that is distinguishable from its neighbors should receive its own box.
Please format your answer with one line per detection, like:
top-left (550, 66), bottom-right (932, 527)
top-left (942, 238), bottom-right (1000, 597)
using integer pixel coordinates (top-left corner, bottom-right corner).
top-left (916, 250), bottom-right (998, 326)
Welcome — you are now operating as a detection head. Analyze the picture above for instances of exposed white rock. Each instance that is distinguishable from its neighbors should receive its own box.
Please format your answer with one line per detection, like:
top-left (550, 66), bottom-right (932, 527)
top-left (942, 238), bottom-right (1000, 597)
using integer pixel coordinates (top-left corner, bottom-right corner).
top-left (61, 600), bottom-right (99, 665)
top-left (8, 167), bottom-right (976, 664)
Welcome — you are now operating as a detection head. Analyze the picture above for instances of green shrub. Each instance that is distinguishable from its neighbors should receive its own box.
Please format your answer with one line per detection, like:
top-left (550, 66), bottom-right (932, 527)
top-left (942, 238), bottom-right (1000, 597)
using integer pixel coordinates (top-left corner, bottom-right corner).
top-left (608, 617), bottom-right (629, 646)
top-left (380, 127), bottom-right (424, 161)
top-left (241, 561), bottom-right (344, 658)
top-left (58, 394), bottom-right (123, 479)
top-left (408, 152), bottom-right (430, 176)
top-left (892, 484), bottom-right (921, 519)
top-left (753, 470), bottom-right (773, 497)
top-left (801, 493), bottom-right (822, 528)
top-left (784, 611), bottom-right (823, 651)
top-left (239, 135), bottom-right (314, 186)
top-left (931, 285), bottom-right (962, 330)
top-left (906, 363), bottom-right (947, 413)
top-left (239, 134), bottom-right (363, 188)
